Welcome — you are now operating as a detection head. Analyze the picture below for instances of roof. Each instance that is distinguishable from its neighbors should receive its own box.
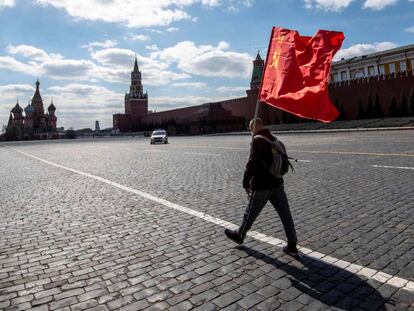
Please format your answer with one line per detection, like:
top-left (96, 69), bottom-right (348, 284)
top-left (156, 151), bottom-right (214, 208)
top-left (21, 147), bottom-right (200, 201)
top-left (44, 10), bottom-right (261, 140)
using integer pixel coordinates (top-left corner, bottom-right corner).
top-left (333, 43), bottom-right (414, 65)
top-left (133, 55), bottom-right (139, 72)
top-left (11, 102), bottom-right (23, 113)
top-left (24, 103), bottom-right (34, 113)
top-left (48, 102), bottom-right (56, 111)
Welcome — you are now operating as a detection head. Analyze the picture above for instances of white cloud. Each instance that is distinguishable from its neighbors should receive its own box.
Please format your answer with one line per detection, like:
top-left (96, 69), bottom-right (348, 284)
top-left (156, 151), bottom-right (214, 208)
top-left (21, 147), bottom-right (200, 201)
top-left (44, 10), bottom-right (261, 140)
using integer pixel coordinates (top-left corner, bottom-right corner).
top-left (216, 86), bottom-right (246, 94)
top-left (0, 84), bottom-right (36, 127)
top-left (7, 44), bottom-right (62, 62)
top-left (166, 27), bottom-right (179, 32)
top-left (34, 0), bottom-right (194, 28)
top-left (153, 41), bottom-right (252, 78)
top-left (80, 40), bottom-right (117, 52)
top-left (334, 42), bottom-right (397, 61)
top-left (149, 29), bottom-right (163, 34)
top-left (42, 59), bottom-right (97, 79)
top-left (91, 47), bottom-right (189, 85)
top-left (172, 82), bottom-right (208, 88)
top-left (0, 44), bottom-right (192, 86)
top-left (227, 0), bottom-right (254, 11)
top-left (146, 44), bottom-right (159, 51)
top-left (0, 0), bottom-right (15, 9)
top-left (363, 0), bottom-right (397, 10)
top-left (304, 0), bottom-right (354, 11)
top-left (201, 0), bottom-right (221, 6)
top-left (91, 48), bottom-right (136, 68)
top-left (45, 83), bottom-right (124, 129)
top-left (33, 1), bottom-right (253, 28)
top-left (129, 34), bottom-right (151, 41)
top-left (405, 26), bottom-right (414, 33)
top-left (0, 56), bottom-right (37, 75)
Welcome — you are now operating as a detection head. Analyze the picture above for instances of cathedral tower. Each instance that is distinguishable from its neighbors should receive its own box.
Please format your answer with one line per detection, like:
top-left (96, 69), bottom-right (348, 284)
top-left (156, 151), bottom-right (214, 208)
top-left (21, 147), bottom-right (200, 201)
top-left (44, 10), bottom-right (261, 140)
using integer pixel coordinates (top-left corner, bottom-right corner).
top-left (47, 100), bottom-right (57, 129)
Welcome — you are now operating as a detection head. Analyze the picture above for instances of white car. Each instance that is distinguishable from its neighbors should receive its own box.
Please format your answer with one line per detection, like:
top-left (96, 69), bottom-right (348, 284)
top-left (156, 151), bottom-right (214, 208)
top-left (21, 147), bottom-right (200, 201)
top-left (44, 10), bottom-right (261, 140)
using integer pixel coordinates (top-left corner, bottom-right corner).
top-left (150, 129), bottom-right (168, 144)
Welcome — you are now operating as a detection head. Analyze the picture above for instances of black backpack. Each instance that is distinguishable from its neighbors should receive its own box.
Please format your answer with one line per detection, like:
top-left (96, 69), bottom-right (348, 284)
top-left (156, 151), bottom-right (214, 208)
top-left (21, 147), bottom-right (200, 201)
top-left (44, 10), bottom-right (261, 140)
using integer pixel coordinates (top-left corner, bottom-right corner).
top-left (253, 135), bottom-right (294, 178)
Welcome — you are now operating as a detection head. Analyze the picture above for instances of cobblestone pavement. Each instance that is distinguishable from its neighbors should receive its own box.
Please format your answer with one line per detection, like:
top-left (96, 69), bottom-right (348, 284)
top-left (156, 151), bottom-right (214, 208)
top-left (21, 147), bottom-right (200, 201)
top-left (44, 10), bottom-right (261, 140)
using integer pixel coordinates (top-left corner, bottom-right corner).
top-left (1, 130), bottom-right (413, 310)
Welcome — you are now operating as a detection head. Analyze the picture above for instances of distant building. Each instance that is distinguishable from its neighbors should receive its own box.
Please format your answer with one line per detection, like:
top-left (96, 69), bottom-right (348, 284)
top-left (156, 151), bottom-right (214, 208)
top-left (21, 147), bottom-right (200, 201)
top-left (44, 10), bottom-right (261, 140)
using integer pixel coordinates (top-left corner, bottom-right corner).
top-left (113, 55), bottom-right (148, 132)
top-left (7, 80), bottom-right (57, 139)
top-left (330, 44), bottom-right (414, 82)
top-left (329, 44), bottom-right (414, 119)
top-left (95, 120), bottom-right (100, 132)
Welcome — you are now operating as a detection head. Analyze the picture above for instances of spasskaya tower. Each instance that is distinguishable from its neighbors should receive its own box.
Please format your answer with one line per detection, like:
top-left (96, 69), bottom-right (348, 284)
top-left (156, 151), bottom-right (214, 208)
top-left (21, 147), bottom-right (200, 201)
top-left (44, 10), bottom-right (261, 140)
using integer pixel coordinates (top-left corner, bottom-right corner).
top-left (125, 55), bottom-right (148, 116)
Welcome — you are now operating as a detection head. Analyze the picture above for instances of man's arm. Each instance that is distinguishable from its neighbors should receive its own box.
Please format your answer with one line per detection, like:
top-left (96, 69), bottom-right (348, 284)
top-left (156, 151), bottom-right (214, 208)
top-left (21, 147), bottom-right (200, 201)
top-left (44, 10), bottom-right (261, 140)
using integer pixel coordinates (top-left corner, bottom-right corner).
top-left (242, 139), bottom-right (263, 190)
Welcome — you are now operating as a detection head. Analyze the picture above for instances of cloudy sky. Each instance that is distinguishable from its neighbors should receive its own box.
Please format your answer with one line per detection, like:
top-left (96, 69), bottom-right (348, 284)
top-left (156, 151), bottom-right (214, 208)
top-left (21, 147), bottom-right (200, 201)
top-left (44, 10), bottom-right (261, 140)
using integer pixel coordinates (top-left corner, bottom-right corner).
top-left (1, 0), bottom-right (413, 129)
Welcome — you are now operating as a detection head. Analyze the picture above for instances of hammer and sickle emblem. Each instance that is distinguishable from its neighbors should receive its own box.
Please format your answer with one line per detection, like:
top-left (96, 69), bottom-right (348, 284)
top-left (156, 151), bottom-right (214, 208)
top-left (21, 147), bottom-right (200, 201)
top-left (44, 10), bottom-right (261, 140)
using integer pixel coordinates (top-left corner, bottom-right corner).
top-left (270, 49), bottom-right (281, 70)
top-left (269, 36), bottom-right (285, 70)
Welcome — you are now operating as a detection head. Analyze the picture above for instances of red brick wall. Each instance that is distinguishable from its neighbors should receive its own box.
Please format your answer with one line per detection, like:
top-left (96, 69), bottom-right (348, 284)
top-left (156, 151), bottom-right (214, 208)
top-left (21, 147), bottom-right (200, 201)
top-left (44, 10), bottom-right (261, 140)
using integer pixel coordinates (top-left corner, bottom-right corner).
top-left (329, 71), bottom-right (414, 119)
top-left (125, 98), bottom-right (148, 117)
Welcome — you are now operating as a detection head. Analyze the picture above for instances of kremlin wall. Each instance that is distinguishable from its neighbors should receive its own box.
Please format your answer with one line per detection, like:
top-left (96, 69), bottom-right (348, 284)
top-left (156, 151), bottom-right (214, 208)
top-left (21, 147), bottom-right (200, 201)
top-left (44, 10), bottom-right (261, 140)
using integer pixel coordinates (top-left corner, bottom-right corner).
top-left (114, 44), bottom-right (414, 135)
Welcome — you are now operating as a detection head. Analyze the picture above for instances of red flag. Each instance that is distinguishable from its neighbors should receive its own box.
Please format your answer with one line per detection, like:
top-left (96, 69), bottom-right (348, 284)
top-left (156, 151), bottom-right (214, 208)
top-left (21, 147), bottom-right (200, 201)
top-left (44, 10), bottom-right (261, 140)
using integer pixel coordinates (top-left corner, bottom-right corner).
top-left (259, 27), bottom-right (345, 122)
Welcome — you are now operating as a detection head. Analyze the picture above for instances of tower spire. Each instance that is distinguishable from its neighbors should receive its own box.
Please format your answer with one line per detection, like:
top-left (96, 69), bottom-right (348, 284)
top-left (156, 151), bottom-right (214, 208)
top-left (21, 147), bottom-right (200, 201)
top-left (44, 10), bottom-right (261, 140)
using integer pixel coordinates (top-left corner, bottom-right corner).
top-left (133, 54), bottom-right (139, 72)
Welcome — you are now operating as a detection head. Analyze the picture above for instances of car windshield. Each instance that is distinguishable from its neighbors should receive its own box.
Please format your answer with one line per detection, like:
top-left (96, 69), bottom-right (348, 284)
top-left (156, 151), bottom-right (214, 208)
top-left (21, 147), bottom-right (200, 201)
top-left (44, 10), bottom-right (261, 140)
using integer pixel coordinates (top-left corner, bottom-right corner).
top-left (153, 131), bottom-right (165, 135)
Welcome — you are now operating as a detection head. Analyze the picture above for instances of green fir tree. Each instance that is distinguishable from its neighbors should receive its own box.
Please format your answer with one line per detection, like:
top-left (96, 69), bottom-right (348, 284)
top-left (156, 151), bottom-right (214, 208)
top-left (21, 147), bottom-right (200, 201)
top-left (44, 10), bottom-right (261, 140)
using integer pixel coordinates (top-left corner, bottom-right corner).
top-left (388, 97), bottom-right (398, 117)
top-left (373, 94), bottom-right (383, 118)
top-left (400, 91), bottom-right (408, 116)
top-left (357, 98), bottom-right (365, 119)
top-left (408, 87), bottom-right (414, 116)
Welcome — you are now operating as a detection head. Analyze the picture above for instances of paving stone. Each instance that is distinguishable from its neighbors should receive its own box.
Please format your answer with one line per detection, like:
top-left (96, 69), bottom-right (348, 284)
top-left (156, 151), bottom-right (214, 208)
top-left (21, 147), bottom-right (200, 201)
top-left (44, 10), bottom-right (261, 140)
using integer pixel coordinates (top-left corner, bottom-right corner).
top-left (1, 135), bottom-right (414, 311)
top-left (70, 298), bottom-right (99, 311)
top-left (190, 289), bottom-right (220, 305)
top-left (256, 285), bottom-right (280, 298)
top-left (278, 286), bottom-right (302, 302)
top-left (255, 297), bottom-right (282, 311)
top-left (212, 290), bottom-right (243, 308)
top-left (49, 296), bottom-right (78, 310)
top-left (237, 292), bottom-right (265, 309)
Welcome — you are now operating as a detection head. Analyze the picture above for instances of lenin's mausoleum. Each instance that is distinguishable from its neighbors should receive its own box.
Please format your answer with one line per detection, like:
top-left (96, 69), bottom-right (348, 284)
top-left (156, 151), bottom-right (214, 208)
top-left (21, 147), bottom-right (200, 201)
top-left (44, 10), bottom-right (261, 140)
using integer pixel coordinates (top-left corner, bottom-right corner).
top-left (114, 44), bottom-right (414, 134)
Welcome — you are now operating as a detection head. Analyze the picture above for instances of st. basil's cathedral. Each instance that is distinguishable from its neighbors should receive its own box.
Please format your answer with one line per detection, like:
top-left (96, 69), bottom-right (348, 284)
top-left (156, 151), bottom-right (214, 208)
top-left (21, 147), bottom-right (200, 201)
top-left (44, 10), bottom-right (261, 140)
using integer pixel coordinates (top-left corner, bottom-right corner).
top-left (7, 80), bottom-right (57, 139)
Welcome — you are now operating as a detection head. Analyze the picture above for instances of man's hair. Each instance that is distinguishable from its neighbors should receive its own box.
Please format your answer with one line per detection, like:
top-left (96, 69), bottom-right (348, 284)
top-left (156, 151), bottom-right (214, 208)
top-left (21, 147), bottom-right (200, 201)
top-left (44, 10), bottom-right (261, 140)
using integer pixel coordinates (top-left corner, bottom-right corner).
top-left (249, 118), bottom-right (264, 130)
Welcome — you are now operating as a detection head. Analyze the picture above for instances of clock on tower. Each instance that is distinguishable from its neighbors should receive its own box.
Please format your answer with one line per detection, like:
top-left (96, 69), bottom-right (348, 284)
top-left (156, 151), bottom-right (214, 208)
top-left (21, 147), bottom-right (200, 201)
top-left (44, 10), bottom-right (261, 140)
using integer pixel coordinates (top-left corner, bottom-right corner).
top-left (133, 84), bottom-right (141, 93)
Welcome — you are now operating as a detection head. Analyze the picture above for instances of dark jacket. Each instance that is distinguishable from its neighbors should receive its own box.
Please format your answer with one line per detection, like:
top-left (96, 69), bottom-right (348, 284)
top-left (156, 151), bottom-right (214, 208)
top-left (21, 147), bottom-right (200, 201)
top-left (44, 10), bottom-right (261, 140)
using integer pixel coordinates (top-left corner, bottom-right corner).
top-left (243, 128), bottom-right (284, 190)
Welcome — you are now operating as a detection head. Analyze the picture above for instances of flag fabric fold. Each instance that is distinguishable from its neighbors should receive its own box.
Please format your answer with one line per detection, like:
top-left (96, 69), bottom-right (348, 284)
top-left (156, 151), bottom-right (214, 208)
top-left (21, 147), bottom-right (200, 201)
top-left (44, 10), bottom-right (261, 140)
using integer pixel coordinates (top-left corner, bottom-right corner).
top-left (259, 27), bottom-right (345, 122)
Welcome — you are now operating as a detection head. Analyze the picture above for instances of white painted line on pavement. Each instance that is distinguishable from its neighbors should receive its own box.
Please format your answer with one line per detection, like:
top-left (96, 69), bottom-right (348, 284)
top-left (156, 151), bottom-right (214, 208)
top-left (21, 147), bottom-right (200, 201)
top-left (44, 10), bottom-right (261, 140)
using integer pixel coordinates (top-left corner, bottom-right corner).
top-left (184, 152), bottom-right (222, 156)
top-left (291, 149), bottom-right (414, 158)
top-left (6, 146), bottom-right (414, 293)
top-left (174, 144), bottom-right (246, 150)
top-left (144, 149), bottom-right (169, 153)
top-left (372, 164), bottom-right (414, 170)
top-left (296, 160), bottom-right (312, 163)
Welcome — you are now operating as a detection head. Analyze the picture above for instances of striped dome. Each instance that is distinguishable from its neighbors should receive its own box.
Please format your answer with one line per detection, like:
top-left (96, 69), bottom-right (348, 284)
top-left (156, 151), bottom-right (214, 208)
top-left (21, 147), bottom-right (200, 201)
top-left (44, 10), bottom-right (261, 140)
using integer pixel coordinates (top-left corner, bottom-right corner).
top-left (24, 103), bottom-right (34, 113)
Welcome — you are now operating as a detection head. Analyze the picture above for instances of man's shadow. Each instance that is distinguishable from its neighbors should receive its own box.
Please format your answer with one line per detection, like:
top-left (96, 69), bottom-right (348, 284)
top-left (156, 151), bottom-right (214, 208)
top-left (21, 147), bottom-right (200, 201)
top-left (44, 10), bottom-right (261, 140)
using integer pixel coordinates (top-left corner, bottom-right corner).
top-left (240, 246), bottom-right (391, 311)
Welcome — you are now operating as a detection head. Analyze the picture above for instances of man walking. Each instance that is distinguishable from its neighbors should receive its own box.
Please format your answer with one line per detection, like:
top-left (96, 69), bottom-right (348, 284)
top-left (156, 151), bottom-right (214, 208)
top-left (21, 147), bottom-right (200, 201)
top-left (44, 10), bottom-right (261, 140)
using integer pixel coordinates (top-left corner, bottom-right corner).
top-left (224, 118), bottom-right (299, 257)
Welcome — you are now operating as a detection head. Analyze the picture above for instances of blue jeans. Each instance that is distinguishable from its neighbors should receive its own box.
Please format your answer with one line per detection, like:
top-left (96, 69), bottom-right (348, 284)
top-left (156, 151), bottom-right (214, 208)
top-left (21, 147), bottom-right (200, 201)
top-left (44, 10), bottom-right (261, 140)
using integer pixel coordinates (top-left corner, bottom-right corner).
top-left (238, 185), bottom-right (297, 245)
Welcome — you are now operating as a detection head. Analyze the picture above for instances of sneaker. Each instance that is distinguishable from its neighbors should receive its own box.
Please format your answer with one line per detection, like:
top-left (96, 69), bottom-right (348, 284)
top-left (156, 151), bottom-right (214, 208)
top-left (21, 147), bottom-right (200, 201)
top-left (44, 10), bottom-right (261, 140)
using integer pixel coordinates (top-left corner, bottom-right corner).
top-left (282, 244), bottom-right (299, 258)
top-left (224, 229), bottom-right (244, 245)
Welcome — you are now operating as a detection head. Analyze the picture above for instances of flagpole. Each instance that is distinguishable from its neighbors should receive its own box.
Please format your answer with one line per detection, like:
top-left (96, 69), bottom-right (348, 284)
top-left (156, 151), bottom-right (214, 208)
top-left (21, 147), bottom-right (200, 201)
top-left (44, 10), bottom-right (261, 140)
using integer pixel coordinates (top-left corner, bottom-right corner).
top-left (251, 99), bottom-right (260, 138)
top-left (252, 27), bottom-right (275, 139)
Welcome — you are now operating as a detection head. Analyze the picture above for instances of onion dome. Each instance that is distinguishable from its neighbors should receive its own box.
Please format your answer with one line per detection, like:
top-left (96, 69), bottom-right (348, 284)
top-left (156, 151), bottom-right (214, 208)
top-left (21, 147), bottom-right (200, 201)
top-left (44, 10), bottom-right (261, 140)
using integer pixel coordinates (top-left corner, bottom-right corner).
top-left (11, 101), bottom-right (23, 113)
top-left (24, 103), bottom-right (34, 113)
top-left (48, 101), bottom-right (56, 111)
